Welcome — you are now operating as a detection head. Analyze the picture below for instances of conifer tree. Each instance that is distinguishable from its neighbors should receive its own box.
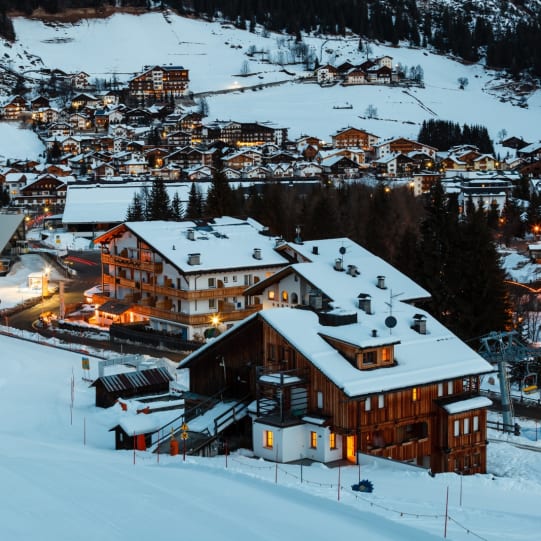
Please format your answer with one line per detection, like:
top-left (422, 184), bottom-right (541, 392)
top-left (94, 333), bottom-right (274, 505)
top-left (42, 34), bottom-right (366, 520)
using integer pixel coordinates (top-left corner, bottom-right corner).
top-left (186, 182), bottom-right (203, 219)
top-left (147, 177), bottom-right (171, 220)
top-left (451, 202), bottom-right (511, 341)
top-left (125, 193), bottom-right (144, 221)
top-left (204, 170), bottom-right (235, 218)
top-left (170, 191), bottom-right (184, 221)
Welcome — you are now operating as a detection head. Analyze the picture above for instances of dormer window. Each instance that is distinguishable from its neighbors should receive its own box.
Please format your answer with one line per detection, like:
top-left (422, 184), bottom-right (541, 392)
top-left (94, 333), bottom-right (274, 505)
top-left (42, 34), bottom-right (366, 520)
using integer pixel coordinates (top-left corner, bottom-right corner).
top-left (356, 345), bottom-right (395, 370)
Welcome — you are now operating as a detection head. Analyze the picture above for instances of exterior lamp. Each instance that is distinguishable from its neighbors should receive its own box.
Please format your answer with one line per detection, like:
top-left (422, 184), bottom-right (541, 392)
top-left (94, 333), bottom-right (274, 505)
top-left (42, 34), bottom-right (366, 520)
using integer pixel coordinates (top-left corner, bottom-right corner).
top-left (211, 314), bottom-right (220, 327)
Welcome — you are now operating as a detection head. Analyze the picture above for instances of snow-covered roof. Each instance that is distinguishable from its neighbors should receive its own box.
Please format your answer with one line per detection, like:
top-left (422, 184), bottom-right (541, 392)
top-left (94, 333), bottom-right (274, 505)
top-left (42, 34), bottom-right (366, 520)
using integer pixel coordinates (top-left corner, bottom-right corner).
top-left (442, 396), bottom-right (493, 415)
top-left (259, 308), bottom-right (493, 398)
top-left (62, 181), bottom-right (196, 225)
top-left (115, 217), bottom-right (289, 273)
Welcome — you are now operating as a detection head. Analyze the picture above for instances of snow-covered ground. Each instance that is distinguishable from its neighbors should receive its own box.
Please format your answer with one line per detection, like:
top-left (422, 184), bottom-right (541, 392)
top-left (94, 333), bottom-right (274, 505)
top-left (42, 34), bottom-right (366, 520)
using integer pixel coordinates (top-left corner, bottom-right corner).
top-left (3, 11), bottom-right (540, 150)
top-left (0, 331), bottom-right (540, 540)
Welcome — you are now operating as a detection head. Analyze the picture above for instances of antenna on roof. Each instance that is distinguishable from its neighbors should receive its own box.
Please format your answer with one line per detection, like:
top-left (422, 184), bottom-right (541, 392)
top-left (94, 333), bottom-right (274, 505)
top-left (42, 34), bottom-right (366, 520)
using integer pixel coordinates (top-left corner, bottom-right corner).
top-left (384, 289), bottom-right (403, 335)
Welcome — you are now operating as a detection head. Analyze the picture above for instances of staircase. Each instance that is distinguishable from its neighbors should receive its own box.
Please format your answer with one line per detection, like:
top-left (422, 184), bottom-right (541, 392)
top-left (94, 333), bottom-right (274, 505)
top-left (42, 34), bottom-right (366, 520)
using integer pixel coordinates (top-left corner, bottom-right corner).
top-left (150, 394), bottom-right (251, 456)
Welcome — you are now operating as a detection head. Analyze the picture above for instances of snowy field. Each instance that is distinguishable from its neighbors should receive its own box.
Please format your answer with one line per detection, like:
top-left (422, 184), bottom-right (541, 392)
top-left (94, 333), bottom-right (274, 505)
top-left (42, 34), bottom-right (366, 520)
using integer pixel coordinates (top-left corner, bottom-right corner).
top-left (3, 11), bottom-right (540, 149)
top-left (0, 331), bottom-right (539, 541)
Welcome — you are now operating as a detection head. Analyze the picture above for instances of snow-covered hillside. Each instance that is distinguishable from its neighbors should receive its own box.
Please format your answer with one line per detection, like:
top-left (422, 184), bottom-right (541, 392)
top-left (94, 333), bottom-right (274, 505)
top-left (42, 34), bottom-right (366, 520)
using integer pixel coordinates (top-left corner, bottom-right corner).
top-left (0, 330), bottom-right (540, 541)
top-left (2, 11), bottom-right (540, 151)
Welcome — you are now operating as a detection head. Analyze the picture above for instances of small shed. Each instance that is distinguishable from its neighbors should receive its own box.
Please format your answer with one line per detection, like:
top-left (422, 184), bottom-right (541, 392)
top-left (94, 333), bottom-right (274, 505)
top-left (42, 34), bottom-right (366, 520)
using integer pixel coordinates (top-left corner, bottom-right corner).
top-left (95, 300), bottom-right (132, 326)
top-left (109, 415), bottom-right (161, 450)
top-left (90, 367), bottom-right (173, 408)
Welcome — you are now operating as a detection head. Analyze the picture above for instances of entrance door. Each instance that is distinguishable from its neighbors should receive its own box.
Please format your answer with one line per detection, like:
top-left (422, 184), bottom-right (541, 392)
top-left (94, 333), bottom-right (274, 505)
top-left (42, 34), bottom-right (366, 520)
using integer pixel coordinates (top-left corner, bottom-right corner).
top-left (346, 435), bottom-right (357, 462)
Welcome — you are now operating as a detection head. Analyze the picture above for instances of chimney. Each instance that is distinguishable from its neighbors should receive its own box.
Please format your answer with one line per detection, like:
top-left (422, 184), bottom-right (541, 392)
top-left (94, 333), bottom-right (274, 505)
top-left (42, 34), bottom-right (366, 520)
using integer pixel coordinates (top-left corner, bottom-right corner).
top-left (347, 264), bottom-right (360, 277)
top-left (187, 228), bottom-right (195, 241)
top-left (187, 253), bottom-right (201, 266)
top-left (358, 293), bottom-right (371, 313)
top-left (253, 247), bottom-right (262, 260)
top-left (371, 329), bottom-right (378, 337)
top-left (412, 314), bottom-right (427, 334)
top-left (312, 245), bottom-right (319, 255)
top-left (334, 258), bottom-right (344, 271)
top-left (376, 275), bottom-right (386, 289)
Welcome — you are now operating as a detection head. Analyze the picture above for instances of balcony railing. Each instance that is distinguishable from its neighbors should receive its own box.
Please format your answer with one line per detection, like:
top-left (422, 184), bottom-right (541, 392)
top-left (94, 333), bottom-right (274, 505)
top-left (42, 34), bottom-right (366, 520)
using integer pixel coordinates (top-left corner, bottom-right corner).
top-left (133, 304), bottom-right (262, 326)
top-left (140, 282), bottom-right (246, 300)
top-left (102, 252), bottom-right (163, 273)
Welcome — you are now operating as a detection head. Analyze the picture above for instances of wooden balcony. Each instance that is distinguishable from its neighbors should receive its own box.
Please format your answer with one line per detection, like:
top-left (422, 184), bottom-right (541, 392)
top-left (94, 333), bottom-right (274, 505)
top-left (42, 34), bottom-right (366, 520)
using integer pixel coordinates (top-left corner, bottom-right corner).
top-left (102, 252), bottom-right (163, 273)
top-left (140, 282), bottom-right (246, 300)
top-left (133, 304), bottom-right (262, 326)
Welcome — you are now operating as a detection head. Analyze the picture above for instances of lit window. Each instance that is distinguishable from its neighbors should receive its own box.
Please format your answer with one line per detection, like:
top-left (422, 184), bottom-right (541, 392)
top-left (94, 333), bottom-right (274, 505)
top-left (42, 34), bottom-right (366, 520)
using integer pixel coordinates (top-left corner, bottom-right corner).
top-left (473, 416), bottom-right (479, 432)
top-left (310, 431), bottom-right (318, 449)
top-left (381, 347), bottom-right (392, 362)
top-left (378, 394), bottom-right (385, 409)
top-left (454, 420), bottom-right (460, 437)
top-left (412, 387), bottom-right (420, 402)
top-left (329, 433), bottom-right (337, 450)
top-left (268, 290), bottom-right (275, 300)
top-left (264, 430), bottom-right (273, 449)
top-left (281, 290), bottom-right (288, 302)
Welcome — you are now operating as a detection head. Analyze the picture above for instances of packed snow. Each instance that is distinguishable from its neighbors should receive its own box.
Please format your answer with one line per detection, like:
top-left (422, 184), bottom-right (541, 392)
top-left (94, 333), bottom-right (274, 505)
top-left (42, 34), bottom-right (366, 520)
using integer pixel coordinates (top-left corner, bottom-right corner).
top-left (3, 11), bottom-right (540, 149)
top-left (0, 331), bottom-right (540, 540)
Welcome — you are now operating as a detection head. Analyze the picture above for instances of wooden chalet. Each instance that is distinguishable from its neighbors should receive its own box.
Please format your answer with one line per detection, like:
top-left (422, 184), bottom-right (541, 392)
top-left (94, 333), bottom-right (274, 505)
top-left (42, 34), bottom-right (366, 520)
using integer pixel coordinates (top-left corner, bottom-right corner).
top-left (128, 65), bottom-right (190, 101)
top-left (331, 127), bottom-right (380, 152)
top-left (92, 217), bottom-right (289, 342)
top-left (180, 237), bottom-right (493, 474)
top-left (90, 367), bottom-right (173, 408)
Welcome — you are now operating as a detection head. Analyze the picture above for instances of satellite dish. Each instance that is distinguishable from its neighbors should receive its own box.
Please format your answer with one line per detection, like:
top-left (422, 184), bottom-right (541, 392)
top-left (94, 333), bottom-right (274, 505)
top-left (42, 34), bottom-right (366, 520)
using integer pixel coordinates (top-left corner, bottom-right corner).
top-left (385, 316), bottom-right (397, 329)
top-left (339, 246), bottom-right (346, 255)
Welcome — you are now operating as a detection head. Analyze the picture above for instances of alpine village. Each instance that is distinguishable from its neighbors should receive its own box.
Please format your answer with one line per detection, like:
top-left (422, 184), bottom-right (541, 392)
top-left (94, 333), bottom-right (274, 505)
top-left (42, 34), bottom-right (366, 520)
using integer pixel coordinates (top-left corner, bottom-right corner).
top-left (3, 0), bottom-right (541, 488)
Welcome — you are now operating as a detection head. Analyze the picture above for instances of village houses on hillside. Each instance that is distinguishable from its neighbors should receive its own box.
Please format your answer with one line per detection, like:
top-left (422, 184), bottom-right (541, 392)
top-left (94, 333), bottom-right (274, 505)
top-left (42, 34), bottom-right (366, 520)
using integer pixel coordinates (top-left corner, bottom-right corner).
top-left (0, 59), bottom-right (533, 227)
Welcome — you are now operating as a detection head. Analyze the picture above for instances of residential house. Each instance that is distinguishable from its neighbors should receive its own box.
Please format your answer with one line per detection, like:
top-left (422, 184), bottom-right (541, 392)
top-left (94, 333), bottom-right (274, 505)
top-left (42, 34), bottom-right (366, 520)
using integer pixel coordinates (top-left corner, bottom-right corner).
top-left (180, 237), bottom-right (493, 474)
top-left (222, 149), bottom-right (263, 170)
top-left (31, 107), bottom-right (60, 125)
top-left (315, 64), bottom-right (339, 85)
top-left (375, 137), bottom-right (437, 160)
top-left (410, 172), bottom-right (443, 197)
top-left (167, 130), bottom-right (191, 147)
top-left (185, 165), bottom-right (214, 181)
top-left (71, 93), bottom-right (100, 110)
top-left (30, 96), bottom-right (50, 111)
top-left (331, 127), bottom-right (380, 152)
top-left (128, 65), bottom-right (190, 101)
top-left (1, 95), bottom-right (28, 120)
top-left (14, 174), bottom-right (66, 212)
top-left (320, 155), bottom-right (360, 180)
top-left (343, 67), bottom-right (367, 85)
top-left (442, 171), bottom-right (515, 215)
top-left (47, 122), bottom-right (72, 139)
top-left (69, 112), bottom-right (92, 132)
top-left (70, 71), bottom-right (91, 90)
top-left (92, 217), bottom-right (290, 341)
top-left (372, 152), bottom-right (414, 178)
